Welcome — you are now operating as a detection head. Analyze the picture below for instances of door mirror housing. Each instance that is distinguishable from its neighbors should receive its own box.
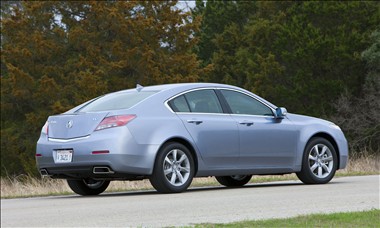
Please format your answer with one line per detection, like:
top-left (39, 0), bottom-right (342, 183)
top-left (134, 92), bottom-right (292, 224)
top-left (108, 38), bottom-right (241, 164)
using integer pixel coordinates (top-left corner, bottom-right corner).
top-left (275, 107), bottom-right (287, 119)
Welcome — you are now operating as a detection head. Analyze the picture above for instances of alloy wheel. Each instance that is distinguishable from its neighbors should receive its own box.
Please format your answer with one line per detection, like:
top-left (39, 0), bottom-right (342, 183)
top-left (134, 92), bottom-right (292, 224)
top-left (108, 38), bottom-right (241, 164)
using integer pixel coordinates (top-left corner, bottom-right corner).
top-left (308, 144), bottom-right (334, 178)
top-left (162, 149), bottom-right (191, 187)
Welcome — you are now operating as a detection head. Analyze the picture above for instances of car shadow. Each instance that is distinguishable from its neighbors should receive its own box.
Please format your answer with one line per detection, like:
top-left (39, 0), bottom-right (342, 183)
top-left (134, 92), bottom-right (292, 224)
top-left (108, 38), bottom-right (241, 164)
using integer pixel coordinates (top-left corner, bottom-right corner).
top-left (54, 179), bottom-right (343, 199)
top-left (60, 182), bottom-right (299, 198)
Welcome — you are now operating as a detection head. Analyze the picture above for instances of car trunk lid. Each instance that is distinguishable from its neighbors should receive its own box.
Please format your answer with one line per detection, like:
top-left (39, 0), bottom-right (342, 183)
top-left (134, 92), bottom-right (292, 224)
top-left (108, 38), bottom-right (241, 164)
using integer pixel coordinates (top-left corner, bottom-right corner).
top-left (47, 112), bottom-right (108, 139)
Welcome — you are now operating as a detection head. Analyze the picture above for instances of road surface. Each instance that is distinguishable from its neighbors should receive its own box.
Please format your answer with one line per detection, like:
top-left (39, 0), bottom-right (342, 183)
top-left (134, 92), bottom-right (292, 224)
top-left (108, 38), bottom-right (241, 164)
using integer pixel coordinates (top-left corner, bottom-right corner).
top-left (1, 175), bottom-right (379, 227)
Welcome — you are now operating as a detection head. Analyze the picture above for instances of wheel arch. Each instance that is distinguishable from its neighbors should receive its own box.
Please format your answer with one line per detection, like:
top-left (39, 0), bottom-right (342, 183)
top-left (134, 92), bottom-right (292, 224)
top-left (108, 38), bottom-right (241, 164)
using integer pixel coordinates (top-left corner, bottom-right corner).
top-left (157, 137), bottom-right (199, 175)
top-left (307, 132), bottom-right (340, 169)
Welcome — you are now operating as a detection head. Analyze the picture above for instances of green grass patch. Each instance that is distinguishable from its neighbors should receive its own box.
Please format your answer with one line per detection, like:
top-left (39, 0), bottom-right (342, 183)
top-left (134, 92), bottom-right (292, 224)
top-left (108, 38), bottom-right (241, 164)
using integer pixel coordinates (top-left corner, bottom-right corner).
top-left (194, 209), bottom-right (380, 227)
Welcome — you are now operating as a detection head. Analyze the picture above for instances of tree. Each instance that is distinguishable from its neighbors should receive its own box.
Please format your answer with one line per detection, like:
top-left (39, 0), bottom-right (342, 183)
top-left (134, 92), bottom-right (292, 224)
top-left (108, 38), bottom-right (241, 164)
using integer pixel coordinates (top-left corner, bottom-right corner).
top-left (331, 29), bottom-right (380, 155)
top-left (192, 0), bottom-right (256, 66)
top-left (1, 1), bottom-right (204, 176)
top-left (207, 1), bottom-right (380, 117)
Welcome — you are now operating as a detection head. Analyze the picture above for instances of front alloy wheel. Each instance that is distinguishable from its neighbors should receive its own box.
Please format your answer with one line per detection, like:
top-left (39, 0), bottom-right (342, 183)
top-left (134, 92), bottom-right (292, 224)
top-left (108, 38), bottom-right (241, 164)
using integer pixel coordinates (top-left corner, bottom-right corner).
top-left (149, 142), bottom-right (194, 193)
top-left (308, 144), bottom-right (334, 178)
top-left (296, 137), bottom-right (337, 184)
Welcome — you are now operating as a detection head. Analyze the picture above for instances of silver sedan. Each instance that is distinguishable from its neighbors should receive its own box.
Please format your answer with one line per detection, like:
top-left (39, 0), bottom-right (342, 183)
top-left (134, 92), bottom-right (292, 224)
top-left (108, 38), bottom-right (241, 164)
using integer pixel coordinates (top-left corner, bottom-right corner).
top-left (36, 83), bottom-right (348, 195)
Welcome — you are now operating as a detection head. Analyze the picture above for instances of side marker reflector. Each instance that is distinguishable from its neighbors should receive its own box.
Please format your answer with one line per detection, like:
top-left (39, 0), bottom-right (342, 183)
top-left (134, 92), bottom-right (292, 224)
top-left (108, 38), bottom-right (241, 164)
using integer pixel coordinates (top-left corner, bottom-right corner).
top-left (92, 150), bottom-right (110, 155)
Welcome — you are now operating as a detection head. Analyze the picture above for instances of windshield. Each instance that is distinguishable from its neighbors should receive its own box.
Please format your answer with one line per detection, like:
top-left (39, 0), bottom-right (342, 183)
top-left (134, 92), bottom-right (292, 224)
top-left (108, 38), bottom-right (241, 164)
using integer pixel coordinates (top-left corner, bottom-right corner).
top-left (77, 91), bottom-right (157, 112)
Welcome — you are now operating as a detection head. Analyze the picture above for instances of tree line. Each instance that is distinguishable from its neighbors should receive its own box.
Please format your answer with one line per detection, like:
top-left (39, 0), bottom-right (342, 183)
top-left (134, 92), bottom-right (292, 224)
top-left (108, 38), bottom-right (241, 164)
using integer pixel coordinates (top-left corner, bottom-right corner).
top-left (1, 1), bottom-right (379, 176)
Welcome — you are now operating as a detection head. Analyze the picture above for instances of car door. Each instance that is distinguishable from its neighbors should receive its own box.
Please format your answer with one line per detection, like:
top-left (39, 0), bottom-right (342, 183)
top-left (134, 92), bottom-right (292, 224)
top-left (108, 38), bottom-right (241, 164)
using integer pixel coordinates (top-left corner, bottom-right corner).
top-left (168, 89), bottom-right (239, 168)
top-left (219, 89), bottom-right (298, 169)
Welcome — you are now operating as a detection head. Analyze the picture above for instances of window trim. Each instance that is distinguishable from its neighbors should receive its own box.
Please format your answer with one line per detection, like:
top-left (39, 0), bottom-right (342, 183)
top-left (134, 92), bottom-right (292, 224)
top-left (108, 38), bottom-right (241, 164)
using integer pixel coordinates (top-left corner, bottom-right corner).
top-left (165, 88), bottom-right (227, 115)
top-left (165, 87), bottom-right (276, 117)
top-left (168, 88), bottom-right (224, 114)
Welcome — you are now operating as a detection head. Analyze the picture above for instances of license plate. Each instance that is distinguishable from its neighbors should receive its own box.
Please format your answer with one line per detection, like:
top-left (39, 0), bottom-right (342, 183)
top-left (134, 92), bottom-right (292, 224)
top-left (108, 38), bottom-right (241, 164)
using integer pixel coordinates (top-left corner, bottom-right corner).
top-left (54, 150), bottom-right (73, 163)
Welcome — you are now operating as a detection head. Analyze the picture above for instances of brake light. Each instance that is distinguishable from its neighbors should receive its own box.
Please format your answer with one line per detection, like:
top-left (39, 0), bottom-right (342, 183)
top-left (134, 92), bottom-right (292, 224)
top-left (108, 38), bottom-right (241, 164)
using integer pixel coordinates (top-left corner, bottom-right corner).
top-left (95, 115), bottom-right (136, 131)
top-left (42, 121), bottom-right (48, 135)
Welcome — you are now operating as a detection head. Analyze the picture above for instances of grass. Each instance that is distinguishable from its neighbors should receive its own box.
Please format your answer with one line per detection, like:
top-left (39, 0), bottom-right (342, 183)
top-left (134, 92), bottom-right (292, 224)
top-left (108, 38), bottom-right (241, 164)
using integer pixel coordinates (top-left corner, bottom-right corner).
top-left (1, 156), bottom-right (379, 199)
top-left (194, 209), bottom-right (380, 227)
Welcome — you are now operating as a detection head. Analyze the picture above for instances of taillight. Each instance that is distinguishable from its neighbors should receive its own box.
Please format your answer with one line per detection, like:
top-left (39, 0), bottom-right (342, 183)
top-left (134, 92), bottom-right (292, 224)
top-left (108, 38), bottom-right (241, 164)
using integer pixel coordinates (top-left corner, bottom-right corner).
top-left (42, 121), bottom-right (49, 135)
top-left (95, 115), bottom-right (136, 131)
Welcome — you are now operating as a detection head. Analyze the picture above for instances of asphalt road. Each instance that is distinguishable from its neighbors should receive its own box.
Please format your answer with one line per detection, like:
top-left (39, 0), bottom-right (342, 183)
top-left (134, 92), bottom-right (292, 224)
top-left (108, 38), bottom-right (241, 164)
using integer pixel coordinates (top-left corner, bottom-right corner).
top-left (1, 175), bottom-right (379, 227)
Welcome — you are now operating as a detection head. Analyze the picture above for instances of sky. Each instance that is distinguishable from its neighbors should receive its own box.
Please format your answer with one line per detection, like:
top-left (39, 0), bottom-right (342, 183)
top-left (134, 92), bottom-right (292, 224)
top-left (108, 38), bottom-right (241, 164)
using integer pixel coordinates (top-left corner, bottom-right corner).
top-left (176, 0), bottom-right (197, 11)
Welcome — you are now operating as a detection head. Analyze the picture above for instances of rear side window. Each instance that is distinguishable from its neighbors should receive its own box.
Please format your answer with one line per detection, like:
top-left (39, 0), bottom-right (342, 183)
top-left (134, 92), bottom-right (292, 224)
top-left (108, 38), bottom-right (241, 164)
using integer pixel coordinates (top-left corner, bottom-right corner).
top-left (78, 91), bottom-right (157, 112)
top-left (169, 89), bottom-right (223, 114)
top-left (168, 95), bottom-right (190, 112)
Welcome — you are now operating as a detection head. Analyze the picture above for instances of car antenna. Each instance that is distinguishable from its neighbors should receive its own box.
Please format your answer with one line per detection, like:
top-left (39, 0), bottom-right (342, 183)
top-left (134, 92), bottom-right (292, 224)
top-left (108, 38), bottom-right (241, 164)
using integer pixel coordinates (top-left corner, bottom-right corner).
top-left (136, 84), bottom-right (143, 92)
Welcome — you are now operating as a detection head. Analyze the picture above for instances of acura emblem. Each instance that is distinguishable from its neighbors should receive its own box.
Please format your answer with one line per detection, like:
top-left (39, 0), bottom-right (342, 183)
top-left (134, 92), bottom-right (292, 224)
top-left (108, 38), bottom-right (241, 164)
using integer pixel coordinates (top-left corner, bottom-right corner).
top-left (66, 120), bottom-right (73, 128)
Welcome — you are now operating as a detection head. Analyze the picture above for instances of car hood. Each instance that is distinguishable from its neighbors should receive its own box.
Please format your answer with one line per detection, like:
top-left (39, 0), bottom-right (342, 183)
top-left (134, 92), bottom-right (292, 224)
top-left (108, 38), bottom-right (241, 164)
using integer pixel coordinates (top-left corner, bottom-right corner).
top-left (286, 113), bottom-right (335, 126)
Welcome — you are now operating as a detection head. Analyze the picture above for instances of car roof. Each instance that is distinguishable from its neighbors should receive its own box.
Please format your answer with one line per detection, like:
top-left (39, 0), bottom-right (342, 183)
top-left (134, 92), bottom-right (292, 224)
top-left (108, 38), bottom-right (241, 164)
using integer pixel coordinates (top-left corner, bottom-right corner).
top-left (108, 83), bottom-right (277, 110)
top-left (122, 83), bottom-right (239, 92)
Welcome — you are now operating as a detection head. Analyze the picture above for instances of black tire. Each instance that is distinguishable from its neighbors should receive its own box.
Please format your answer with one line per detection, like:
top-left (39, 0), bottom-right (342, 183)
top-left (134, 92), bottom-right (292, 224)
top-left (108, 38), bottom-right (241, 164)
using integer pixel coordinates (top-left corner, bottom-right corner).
top-left (296, 137), bottom-right (337, 184)
top-left (149, 142), bottom-right (195, 193)
top-left (67, 179), bottom-right (110, 196)
top-left (216, 175), bottom-right (252, 187)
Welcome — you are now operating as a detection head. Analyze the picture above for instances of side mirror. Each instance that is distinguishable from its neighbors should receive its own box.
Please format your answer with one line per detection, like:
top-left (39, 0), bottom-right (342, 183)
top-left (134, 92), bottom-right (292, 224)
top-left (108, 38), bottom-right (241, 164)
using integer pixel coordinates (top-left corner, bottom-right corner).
top-left (275, 107), bottom-right (287, 119)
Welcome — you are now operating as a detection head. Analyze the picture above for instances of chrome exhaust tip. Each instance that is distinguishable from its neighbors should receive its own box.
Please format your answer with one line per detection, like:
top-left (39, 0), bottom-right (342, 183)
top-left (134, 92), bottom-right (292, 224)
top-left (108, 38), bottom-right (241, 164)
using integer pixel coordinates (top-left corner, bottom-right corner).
top-left (40, 169), bottom-right (50, 177)
top-left (93, 166), bottom-right (115, 174)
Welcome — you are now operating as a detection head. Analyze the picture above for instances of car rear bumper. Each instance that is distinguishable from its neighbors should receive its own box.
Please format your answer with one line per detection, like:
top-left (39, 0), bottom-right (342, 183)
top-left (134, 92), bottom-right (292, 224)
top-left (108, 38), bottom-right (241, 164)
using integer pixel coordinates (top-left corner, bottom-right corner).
top-left (39, 165), bottom-right (146, 180)
top-left (36, 127), bottom-right (159, 179)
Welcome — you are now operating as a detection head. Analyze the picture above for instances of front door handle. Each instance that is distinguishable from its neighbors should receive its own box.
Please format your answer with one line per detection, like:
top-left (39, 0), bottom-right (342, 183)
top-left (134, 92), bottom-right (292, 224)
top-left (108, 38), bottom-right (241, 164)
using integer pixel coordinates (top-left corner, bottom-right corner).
top-left (239, 120), bottom-right (254, 126)
top-left (187, 119), bottom-right (203, 125)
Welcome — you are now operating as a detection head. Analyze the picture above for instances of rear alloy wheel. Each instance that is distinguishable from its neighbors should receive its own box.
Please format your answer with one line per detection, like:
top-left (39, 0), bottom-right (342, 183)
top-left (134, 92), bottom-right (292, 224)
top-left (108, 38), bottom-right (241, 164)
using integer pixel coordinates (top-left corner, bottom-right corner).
top-left (296, 137), bottom-right (337, 184)
top-left (216, 175), bottom-right (252, 187)
top-left (149, 142), bottom-right (194, 193)
top-left (67, 179), bottom-right (110, 196)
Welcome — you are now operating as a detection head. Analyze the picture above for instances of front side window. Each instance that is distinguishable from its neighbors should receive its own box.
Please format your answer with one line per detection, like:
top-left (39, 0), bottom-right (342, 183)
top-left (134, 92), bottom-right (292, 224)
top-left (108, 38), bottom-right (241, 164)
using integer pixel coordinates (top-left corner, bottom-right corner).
top-left (169, 89), bottom-right (223, 114)
top-left (221, 90), bottom-right (273, 116)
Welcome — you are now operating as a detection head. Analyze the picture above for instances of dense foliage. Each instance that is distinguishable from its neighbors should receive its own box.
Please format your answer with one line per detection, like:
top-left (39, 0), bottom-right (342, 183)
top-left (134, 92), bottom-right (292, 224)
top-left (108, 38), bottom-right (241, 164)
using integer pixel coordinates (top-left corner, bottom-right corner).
top-left (1, 1), bottom-right (205, 175)
top-left (1, 1), bottom-right (379, 176)
top-left (194, 1), bottom-right (380, 156)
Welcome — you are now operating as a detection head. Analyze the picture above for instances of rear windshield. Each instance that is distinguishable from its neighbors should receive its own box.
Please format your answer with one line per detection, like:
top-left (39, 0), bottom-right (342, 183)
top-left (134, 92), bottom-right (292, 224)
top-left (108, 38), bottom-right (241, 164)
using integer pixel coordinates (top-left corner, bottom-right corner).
top-left (77, 91), bottom-right (157, 112)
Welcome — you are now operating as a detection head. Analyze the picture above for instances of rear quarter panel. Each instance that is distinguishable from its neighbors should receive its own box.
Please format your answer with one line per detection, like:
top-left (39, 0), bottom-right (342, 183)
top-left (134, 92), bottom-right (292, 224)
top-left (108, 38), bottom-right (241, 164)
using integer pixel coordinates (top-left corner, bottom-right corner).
top-left (110, 90), bottom-right (207, 174)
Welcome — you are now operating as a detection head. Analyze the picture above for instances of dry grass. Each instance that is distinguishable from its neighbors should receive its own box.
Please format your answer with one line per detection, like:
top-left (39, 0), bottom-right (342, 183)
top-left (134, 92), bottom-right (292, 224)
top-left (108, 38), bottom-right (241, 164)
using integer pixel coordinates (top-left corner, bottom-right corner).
top-left (0, 176), bottom-right (218, 199)
top-left (337, 153), bottom-right (380, 176)
top-left (1, 175), bottom-right (72, 198)
top-left (1, 156), bottom-right (379, 199)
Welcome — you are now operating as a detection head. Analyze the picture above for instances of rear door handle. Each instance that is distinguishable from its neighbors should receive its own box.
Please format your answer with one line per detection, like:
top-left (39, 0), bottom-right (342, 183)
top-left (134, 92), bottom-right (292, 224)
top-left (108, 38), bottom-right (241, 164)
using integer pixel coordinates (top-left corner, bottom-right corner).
top-left (187, 119), bottom-right (203, 125)
top-left (239, 120), bottom-right (254, 126)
